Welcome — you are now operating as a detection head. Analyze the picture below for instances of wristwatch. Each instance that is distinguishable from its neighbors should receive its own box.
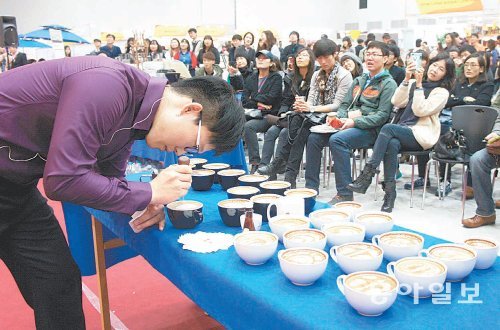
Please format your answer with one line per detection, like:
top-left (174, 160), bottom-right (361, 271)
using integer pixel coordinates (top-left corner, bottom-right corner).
top-left (310, 106), bottom-right (315, 113)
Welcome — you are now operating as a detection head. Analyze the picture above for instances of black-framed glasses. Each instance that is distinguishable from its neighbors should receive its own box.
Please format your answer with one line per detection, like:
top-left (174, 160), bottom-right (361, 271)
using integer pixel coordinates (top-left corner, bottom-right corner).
top-left (365, 52), bottom-right (384, 58)
top-left (184, 115), bottom-right (202, 154)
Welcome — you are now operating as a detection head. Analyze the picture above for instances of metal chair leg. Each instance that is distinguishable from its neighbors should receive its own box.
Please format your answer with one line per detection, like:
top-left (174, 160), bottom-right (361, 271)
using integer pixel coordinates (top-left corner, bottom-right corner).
top-left (327, 147), bottom-right (332, 189)
top-left (410, 155), bottom-right (416, 208)
top-left (374, 171), bottom-right (379, 201)
top-left (461, 164), bottom-right (467, 221)
top-left (322, 147), bottom-right (327, 188)
top-left (422, 159), bottom-right (433, 209)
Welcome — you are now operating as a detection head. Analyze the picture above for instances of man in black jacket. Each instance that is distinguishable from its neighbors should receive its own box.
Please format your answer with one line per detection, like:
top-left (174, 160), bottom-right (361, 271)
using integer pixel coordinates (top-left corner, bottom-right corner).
top-left (8, 45), bottom-right (28, 69)
top-left (280, 31), bottom-right (304, 68)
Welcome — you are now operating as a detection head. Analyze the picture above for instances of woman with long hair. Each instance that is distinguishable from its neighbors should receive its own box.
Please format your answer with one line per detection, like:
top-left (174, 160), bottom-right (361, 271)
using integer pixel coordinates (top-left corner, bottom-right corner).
top-left (348, 52), bottom-right (456, 212)
top-left (257, 30), bottom-right (280, 60)
top-left (174, 38), bottom-right (198, 76)
top-left (125, 37), bottom-right (135, 54)
top-left (64, 45), bottom-right (71, 57)
top-left (169, 38), bottom-right (180, 59)
top-left (148, 40), bottom-right (165, 61)
top-left (340, 53), bottom-right (363, 79)
top-left (197, 35), bottom-right (221, 65)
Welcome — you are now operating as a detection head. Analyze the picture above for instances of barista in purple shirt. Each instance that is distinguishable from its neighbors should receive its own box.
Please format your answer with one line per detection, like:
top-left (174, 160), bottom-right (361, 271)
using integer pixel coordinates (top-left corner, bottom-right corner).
top-left (0, 56), bottom-right (245, 329)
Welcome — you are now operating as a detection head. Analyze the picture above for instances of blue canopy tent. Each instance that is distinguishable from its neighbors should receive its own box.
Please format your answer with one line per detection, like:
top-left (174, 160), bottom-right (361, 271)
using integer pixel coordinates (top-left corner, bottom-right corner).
top-left (23, 25), bottom-right (89, 44)
top-left (18, 38), bottom-right (52, 48)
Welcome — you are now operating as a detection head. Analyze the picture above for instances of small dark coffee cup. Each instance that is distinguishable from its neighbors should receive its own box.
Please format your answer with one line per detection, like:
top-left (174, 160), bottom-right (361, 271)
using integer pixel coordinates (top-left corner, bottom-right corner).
top-left (238, 174), bottom-right (269, 188)
top-left (259, 180), bottom-right (292, 196)
top-left (218, 198), bottom-right (252, 227)
top-left (190, 158), bottom-right (208, 170)
top-left (166, 200), bottom-right (204, 229)
top-left (218, 169), bottom-right (246, 190)
top-left (284, 188), bottom-right (318, 214)
top-left (191, 169), bottom-right (215, 191)
top-left (227, 186), bottom-right (260, 200)
top-left (202, 163), bottom-right (230, 183)
top-left (250, 194), bottom-right (281, 222)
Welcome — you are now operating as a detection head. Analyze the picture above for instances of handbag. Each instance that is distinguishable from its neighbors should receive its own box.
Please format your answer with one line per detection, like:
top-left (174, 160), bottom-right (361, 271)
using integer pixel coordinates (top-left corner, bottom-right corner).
top-left (434, 129), bottom-right (467, 161)
top-left (265, 114), bottom-right (289, 128)
top-left (300, 113), bottom-right (327, 125)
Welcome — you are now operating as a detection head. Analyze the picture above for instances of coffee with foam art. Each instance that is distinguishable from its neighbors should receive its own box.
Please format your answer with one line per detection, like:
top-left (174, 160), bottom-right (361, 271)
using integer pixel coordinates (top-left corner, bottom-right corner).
top-left (380, 232), bottom-right (422, 247)
top-left (338, 243), bottom-right (382, 259)
top-left (218, 169), bottom-right (245, 176)
top-left (465, 239), bottom-right (496, 248)
top-left (203, 163), bottom-right (230, 170)
top-left (273, 218), bottom-right (308, 227)
top-left (235, 232), bottom-right (277, 246)
top-left (261, 181), bottom-right (290, 189)
top-left (281, 248), bottom-right (327, 264)
top-left (345, 272), bottom-right (397, 294)
top-left (429, 246), bottom-right (476, 260)
top-left (251, 194), bottom-right (280, 204)
top-left (239, 174), bottom-right (269, 182)
top-left (285, 229), bottom-right (325, 243)
top-left (396, 258), bottom-right (446, 276)
top-left (326, 225), bottom-right (364, 235)
top-left (170, 201), bottom-right (202, 211)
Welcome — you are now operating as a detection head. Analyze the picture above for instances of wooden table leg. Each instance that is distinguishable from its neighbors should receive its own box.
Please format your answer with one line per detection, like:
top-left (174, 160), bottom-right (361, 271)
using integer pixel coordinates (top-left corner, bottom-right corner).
top-left (91, 216), bottom-right (111, 330)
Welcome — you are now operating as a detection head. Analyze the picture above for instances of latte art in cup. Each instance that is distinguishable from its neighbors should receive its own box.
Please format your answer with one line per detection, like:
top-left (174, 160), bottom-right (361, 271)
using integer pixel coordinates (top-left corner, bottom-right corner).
top-left (429, 246), bottom-right (476, 260)
top-left (284, 229), bottom-right (326, 243)
top-left (190, 158), bottom-right (207, 165)
top-left (273, 218), bottom-right (308, 227)
top-left (239, 174), bottom-right (269, 182)
top-left (338, 244), bottom-right (382, 259)
top-left (218, 169), bottom-right (245, 176)
top-left (357, 214), bottom-right (392, 223)
top-left (251, 195), bottom-right (281, 204)
top-left (261, 181), bottom-right (290, 189)
top-left (192, 169), bottom-right (215, 176)
top-left (235, 232), bottom-right (277, 246)
top-left (227, 186), bottom-right (260, 195)
top-left (380, 233), bottom-right (422, 247)
top-left (345, 272), bottom-right (397, 294)
top-left (396, 258), bottom-right (446, 276)
top-left (285, 189), bottom-right (317, 198)
top-left (218, 199), bottom-right (252, 209)
top-left (203, 163), bottom-right (230, 170)
top-left (465, 239), bottom-right (496, 248)
top-left (281, 249), bottom-right (327, 264)
top-left (171, 201), bottom-right (203, 211)
top-left (326, 225), bottom-right (363, 235)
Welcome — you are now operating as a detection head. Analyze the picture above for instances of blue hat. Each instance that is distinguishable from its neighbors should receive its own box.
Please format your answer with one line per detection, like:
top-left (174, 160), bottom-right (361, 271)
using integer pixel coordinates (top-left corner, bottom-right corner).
top-left (256, 50), bottom-right (276, 61)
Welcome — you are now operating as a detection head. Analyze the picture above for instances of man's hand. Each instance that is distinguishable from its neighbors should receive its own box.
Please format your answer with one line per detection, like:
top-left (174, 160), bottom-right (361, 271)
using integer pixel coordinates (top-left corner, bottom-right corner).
top-left (404, 60), bottom-right (415, 81)
top-left (341, 118), bottom-right (355, 130)
top-left (293, 98), bottom-right (310, 113)
top-left (414, 67), bottom-right (425, 88)
top-left (131, 204), bottom-right (166, 232)
top-left (257, 102), bottom-right (272, 111)
top-left (485, 132), bottom-right (500, 144)
top-left (150, 165), bottom-right (192, 205)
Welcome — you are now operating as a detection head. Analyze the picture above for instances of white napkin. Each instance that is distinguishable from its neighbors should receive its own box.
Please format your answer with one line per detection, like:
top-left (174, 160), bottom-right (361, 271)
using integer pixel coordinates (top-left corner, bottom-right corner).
top-left (178, 231), bottom-right (235, 253)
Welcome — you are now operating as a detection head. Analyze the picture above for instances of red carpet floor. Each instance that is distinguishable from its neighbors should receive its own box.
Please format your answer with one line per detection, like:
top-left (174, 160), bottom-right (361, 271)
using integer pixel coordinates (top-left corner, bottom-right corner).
top-left (0, 184), bottom-right (223, 330)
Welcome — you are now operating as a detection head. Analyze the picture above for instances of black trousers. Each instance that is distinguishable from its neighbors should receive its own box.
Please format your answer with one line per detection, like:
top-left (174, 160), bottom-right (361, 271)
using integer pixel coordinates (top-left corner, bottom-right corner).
top-left (0, 176), bottom-right (85, 330)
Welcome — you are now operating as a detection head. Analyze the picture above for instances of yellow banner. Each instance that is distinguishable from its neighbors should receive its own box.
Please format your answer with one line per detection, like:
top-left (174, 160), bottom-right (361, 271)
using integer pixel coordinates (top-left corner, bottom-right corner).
top-left (416, 0), bottom-right (483, 15)
top-left (154, 25), bottom-right (189, 37)
top-left (197, 25), bottom-right (230, 37)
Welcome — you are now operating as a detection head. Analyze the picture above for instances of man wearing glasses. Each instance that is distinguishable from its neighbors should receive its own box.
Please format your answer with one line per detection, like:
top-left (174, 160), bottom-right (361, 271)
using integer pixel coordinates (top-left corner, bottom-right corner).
top-left (0, 56), bottom-right (245, 329)
top-left (305, 41), bottom-right (397, 205)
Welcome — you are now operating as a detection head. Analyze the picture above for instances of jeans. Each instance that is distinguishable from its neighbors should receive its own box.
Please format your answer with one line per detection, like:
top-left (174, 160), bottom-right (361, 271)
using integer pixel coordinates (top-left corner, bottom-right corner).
top-left (261, 125), bottom-right (282, 166)
top-left (244, 118), bottom-right (272, 164)
top-left (368, 124), bottom-right (423, 182)
top-left (469, 148), bottom-right (498, 216)
top-left (305, 128), bottom-right (377, 196)
top-left (276, 114), bottom-right (314, 180)
top-left (0, 176), bottom-right (85, 330)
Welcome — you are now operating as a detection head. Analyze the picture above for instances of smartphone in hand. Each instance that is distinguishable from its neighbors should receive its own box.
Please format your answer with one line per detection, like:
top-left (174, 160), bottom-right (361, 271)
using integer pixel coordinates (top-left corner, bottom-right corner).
top-left (410, 52), bottom-right (422, 71)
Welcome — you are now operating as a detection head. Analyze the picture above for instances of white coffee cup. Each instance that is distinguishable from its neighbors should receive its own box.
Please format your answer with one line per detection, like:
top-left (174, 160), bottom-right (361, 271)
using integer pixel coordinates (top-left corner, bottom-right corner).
top-left (309, 208), bottom-right (351, 229)
top-left (330, 242), bottom-right (384, 274)
top-left (337, 271), bottom-right (398, 317)
top-left (387, 257), bottom-right (447, 298)
top-left (278, 247), bottom-right (329, 286)
top-left (267, 195), bottom-right (305, 220)
top-left (233, 231), bottom-right (278, 265)
top-left (463, 238), bottom-right (498, 270)
top-left (322, 222), bottom-right (366, 246)
top-left (419, 244), bottom-right (477, 282)
top-left (334, 201), bottom-right (363, 221)
top-left (354, 211), bottom-right (394, 239)
top-left (283, 228), bottom-right (327, 250)
top-left (372, 231), bottom-right (424, 261)
top-left (239, 213), bottom-right (263, 231)
top-left (268, 215), bottom-right (310, 241)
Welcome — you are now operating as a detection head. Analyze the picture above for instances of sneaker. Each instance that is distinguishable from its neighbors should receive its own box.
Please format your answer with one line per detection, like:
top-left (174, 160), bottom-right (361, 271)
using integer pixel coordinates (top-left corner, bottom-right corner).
top-left (404, 177), bottom-right (430, 190)
top-left (435, 181), bottom-right (452, 197)
top-left (328, 194), bottom-right (354, 206)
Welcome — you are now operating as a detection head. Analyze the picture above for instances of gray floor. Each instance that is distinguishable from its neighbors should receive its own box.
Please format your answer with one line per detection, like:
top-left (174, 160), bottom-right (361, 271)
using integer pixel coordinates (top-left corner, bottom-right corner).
top-left (252, 141), bottom-right (500, 250)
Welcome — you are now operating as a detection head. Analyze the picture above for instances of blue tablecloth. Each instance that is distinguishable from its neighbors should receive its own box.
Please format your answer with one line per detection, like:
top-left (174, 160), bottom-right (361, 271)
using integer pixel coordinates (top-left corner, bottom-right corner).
top-left (84, 183), bottom-right (498, 329)
top-left (130, 139), bottom-right (248, 172)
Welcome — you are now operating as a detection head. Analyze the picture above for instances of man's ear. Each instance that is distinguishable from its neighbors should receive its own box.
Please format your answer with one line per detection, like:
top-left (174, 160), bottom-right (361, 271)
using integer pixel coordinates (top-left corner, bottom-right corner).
top-left (180, 102), bottom-right (203, 115)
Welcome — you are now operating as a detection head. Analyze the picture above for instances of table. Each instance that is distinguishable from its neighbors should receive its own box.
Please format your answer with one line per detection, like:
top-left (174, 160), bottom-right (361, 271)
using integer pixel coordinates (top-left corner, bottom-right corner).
top-left (84, 184), bottom-right (498, 330)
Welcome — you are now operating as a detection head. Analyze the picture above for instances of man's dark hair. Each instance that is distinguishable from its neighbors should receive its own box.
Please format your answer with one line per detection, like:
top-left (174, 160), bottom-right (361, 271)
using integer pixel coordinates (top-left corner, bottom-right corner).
top-left (188, 28), bottom-right (197, 34)
top-left (387, 44), bottom-right (400, 58)
top-left (106, 34), bottom-right (115, 40)
top-left (424, 52), bottom-right (456, 91)
top-left (289, 31), bottom-right (300, 39)
top-left (313, 38), bottom-right (337, 57)
top-left (459, 44), bottom-right (477, 55)
top-left (416, 39), bottom-right (422, 47)
top-left (94, 38), bottom-right (101, 43)
top-left (366, 41), bottom-right (390, 56)
top-left (447, 46), bottom-right (459, 53)
top-left (357, 38), bottom-right (364, 44)
top-left (232, 34), bottom-right (242, 41)
top-left (471, 33), bottom-right (479, 38)
top-left (382, 33), bottom-right (391, 40)
top-left (171, 76), bottom-right (245, 155)
top-left (366, 33), bottom-right (376, 42)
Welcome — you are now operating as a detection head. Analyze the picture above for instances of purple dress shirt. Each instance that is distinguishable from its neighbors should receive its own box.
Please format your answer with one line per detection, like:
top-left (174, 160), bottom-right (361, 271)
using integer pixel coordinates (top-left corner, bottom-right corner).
top-left (0, 56), bottom-right (167, 214)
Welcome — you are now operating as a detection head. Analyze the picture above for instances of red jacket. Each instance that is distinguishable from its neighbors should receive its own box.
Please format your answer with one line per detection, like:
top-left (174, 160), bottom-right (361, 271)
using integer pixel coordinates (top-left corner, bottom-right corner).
top-left (173, 51), bottom-right (198, 69)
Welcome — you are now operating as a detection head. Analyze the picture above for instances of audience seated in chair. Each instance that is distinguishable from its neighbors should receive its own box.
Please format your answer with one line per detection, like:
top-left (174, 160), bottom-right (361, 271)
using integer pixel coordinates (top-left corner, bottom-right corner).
top-left (259, 41), bottom-right (353, 187)
top-left (304, 41), bottom-right (397, 205)
top-left (243, 50), bottom-right (283, 173)
top-left (348, 52), bottom-right (455, 212)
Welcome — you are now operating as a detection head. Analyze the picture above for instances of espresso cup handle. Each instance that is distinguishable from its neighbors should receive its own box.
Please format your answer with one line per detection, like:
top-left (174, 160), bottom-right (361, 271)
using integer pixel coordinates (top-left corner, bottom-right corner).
top-left (336, 275), bottom-right (347, 295)
top-left (267, 202), bottom-right (277, 221)
top-left (372, 235), bottom-right (380, 245)
top-left (278, 249), bottom-right (284, 258)
top-left (330, 246), bottom-right (339, 263)
top-left (418, 249), bottom-right (428, 257)
top-left (387, 262), bottom-right (396, 277)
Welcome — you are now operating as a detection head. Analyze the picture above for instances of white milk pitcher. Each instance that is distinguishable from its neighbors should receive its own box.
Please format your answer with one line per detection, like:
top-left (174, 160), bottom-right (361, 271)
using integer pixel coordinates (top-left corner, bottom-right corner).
top-left (267, 196), bottom-right (304, 220)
